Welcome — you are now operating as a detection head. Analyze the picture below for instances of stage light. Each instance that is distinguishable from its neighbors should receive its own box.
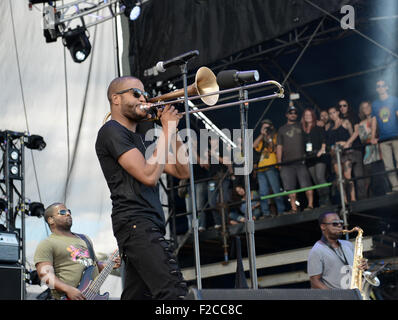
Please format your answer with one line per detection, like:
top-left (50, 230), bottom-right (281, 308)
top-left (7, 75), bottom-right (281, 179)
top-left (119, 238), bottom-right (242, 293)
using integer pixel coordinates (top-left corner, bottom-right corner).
top-left (24, 135), bottom-right (46, 150)
top-left (62, 26), bottom-right (91, 63)
top-left (9, 150), bottom-right (19, 161)
top-left (0, 199), bottom-right (6, 211)
top-left (29, 202), bottom-right (45, 218)
top-left (10, 165), bottom-right (19, 176)
top-left (15, 202), bottom-right (45, 218)
top-left (8, 148), bottom-right (21, 179)
top-left (121, 0), bottom-right (142, 21)
top-left (129, 2), bottom-right (141, 20)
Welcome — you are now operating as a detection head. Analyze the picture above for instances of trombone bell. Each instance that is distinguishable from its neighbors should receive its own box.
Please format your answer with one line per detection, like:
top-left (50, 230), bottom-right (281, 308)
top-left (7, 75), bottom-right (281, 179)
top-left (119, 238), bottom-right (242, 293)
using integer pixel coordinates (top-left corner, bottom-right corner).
top-left (195, 66), bottom-right (219, 106)
top-left (149, 66), bottom-right (219, 106)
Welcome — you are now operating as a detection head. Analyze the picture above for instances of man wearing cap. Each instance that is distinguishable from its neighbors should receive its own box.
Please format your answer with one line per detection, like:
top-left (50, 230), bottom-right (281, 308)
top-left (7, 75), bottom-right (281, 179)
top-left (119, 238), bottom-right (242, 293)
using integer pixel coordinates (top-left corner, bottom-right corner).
top-left (276, 104), bottom-right (314, 213)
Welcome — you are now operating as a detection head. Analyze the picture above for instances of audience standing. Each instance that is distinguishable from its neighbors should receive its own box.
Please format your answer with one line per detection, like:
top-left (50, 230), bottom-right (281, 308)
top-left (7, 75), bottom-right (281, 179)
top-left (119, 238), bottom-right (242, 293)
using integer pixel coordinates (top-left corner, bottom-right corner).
top-left (253, 119), bottom-right (286, 216)
top-left (206, 139), bottom-right (233, 230)
top-left (339, 99), bottom-right (366, 200)
top-left (358, 101), bottom-right (386, 197)
top-left (318, 110), bottom-right (332, 131)
top-left (326, 106), bottom-right (355, 203)
top-left (371, 79), bottom-right (398, 193)
top-left (182, 140), bottom-right (209, 231)
top-left (301, 108), bottom-right (331, 206)
top-left (277, 104), bottom-right (314, 213)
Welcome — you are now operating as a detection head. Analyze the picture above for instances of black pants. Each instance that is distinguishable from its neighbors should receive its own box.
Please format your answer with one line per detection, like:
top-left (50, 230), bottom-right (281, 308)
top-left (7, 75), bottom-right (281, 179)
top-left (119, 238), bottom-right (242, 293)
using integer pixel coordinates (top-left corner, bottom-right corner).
top-left (118, 217), bottom-right (187, 300)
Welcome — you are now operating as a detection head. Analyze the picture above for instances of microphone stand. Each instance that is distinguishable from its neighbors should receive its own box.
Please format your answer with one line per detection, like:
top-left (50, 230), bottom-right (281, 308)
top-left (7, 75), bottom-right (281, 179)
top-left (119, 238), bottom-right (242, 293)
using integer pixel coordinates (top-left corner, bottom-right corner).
top-left (180, 62), bottom-right (202, 289)
top-left (239, 87), bottom-right (258, 289)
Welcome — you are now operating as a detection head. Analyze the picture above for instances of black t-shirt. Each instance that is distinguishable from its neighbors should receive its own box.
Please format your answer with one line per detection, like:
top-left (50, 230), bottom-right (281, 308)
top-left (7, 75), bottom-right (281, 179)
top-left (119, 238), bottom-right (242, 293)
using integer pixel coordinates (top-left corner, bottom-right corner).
top-left (342, 113), bottom-right (362, 148)
top-left (95, 120), bottom-right (165, 238)
top-left (303, 126), bottom-right (326, 152)
top-left (303, 126), bottom-right (327, 165)
top-left (326, 125), bottom-right (350, 146)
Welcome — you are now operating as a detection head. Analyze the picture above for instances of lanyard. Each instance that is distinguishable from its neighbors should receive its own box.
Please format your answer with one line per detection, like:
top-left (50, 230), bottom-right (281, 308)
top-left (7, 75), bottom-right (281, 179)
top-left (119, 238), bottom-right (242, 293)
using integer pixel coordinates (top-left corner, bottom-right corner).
top-left (320, 236), bottom-right (349, 266)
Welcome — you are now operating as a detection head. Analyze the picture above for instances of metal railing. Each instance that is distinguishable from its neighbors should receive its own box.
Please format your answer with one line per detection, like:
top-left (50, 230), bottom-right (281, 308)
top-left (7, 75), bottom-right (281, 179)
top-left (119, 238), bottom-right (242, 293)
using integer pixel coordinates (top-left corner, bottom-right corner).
top-left (161, 140), bottom-right (398, 260)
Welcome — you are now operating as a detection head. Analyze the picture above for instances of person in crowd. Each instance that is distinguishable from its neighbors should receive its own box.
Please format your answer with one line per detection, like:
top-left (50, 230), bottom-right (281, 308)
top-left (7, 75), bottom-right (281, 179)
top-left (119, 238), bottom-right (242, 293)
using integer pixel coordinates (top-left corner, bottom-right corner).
top-left (229, 181), bottom-right (246, 225)
top-left (326, 106), bottom-right (355, 203)
top-left (317, 109), bottom-right (332, 131)
top-left (179, 138), bottom-right (209, 231)
top-left (301, 108), bottom-right (330, 207)
top-left (206, 137), bottom-right (233, 231)
top-left (253, 119), bottom-right (286, 216)
top-left (338, 99), bottom-right (366, 200)
top-left (95, 75), bottom-right (189, 300)
top-left (233, 184), bottom-right (262, 221)
top-left (371, 79), bottom-right (398, 193)
top-left (358, 101), bottom-right (386, 197)
top-left (34, 203), bottom-right (121, 300)
top-left (307, 211), bottom-right (368, 289)
top-left (277, 104), bottom-right (314, 214)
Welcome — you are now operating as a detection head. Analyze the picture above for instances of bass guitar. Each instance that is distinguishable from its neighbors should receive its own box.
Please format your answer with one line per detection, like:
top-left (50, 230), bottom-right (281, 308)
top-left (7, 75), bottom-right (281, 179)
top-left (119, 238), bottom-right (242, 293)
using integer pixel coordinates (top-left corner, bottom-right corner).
top-left (62, 249), bottom-right (119, 300)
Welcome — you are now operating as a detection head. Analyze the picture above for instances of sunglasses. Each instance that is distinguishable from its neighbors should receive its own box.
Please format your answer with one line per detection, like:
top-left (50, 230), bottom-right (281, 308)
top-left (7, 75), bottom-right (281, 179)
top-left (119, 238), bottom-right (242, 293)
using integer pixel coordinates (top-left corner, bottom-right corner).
top-left (57, 209), bottom-right (72, 216)
top-left (339, 104), bottom-right (348, 107)
top-left (322, 220), bottom-right (344, 227)
top-left (288, 111), bottom-right (297, 115)
top-left (116, 88), bottom-right (150, 101)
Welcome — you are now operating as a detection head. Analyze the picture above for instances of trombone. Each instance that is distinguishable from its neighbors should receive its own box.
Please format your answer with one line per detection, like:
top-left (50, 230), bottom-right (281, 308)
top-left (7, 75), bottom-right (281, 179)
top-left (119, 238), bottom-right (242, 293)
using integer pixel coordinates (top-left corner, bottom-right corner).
top-left (103, 66), bottom-right (284, 123)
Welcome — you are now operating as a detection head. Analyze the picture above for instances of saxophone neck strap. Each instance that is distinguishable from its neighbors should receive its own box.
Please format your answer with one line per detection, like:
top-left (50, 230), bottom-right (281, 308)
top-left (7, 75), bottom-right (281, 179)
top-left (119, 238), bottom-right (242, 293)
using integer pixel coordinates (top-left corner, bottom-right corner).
top-left (320, 236), bottom-right (349, 266)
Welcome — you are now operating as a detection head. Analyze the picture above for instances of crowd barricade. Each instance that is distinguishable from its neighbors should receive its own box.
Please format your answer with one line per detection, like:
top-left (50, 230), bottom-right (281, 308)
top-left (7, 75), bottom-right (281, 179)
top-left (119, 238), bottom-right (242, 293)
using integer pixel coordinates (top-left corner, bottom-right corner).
top-left (163, 140), bottom-right (398, 256)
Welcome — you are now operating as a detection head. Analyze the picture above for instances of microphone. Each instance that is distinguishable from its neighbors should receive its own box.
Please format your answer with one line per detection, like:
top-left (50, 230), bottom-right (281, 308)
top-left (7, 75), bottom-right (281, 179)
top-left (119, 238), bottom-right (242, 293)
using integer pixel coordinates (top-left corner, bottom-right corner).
top-left (155, 50), bottom-right (199, 73)
top-left (217, 70), bottom-right (260, 89)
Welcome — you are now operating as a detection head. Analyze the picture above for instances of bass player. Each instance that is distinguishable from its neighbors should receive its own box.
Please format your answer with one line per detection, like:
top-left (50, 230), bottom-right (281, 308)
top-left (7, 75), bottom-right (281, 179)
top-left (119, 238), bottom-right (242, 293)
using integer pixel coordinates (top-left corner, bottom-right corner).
top-left (34, 202), bottom-right (121, 300)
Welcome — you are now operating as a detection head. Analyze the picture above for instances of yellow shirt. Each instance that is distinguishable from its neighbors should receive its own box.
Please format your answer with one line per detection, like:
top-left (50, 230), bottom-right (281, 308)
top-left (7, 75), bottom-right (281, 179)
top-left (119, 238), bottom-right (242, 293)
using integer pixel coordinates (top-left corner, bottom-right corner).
top-left (255, 135), bottom-right (278, 172)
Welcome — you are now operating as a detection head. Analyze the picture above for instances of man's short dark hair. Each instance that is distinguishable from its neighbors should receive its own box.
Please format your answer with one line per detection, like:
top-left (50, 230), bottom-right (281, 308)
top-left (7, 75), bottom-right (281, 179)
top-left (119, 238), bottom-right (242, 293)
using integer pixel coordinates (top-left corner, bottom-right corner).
top-left (107, 76), bottom-right (140, 103)
top-left (318, 212), bottom-right (340, 226)
top-left (44, 202), bottom-right (63, 226)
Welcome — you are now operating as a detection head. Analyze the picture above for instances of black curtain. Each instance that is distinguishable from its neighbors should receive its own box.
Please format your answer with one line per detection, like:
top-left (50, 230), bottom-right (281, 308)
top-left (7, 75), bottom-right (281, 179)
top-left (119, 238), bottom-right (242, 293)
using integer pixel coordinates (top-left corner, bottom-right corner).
top-left (128, 0), bottom-right (358, 84)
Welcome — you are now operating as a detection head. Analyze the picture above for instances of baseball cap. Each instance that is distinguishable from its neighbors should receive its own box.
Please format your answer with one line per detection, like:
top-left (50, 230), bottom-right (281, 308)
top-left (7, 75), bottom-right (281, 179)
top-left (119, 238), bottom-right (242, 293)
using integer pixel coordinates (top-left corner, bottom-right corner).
top-left (261, 119), bottom-right (273, 126)
top-left (286, 105), bottom-right (298, 113)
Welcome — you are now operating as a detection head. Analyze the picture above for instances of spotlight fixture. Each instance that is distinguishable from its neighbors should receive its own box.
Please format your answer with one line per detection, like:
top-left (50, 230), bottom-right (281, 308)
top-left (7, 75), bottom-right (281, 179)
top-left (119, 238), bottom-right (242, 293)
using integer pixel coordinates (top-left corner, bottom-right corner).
top-left (0, 130), bottom-right (5, 143)
top-left (0, 199), bottom-right (6, 211)
top-left (15, 202), bottom-right (45, 218)
top-left (62, 26), bottom-right (91, 63)
top-left (28, 202), bottom-right (45, 218)
top-left (24, 135), bottom-right (46, 151)
top-left (8, 148), bottom-right (21, 179)
top-left (121, 0), bottom-right (142, 21)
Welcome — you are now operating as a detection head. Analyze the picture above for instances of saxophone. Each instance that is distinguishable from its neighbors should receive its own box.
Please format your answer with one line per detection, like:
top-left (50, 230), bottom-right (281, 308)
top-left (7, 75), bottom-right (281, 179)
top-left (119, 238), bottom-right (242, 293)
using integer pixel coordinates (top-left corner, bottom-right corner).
top-left (342, 226), bottom-right (380, 300)
top-left (342, 227), bottom-right (364, 296)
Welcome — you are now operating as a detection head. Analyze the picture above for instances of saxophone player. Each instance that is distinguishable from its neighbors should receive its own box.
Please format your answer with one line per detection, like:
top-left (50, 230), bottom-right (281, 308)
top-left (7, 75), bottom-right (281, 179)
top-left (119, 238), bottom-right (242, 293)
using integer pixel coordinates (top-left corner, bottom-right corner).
top-left (307, 212), bottom-right (369, 289)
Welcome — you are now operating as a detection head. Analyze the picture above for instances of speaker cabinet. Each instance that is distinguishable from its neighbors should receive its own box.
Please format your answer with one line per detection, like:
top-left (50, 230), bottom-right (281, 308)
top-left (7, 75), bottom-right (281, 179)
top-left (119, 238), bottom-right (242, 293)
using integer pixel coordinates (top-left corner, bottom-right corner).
top-left (0, 264), bottom-right (24, 300)
top-left (186, 288), bottom-right (362, 300)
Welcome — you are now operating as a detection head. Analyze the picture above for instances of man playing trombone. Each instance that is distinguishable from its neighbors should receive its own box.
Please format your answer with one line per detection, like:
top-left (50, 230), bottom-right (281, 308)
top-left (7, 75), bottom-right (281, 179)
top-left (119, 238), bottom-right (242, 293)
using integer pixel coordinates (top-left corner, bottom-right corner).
top-left (95, 75), bottom-right (190, 300)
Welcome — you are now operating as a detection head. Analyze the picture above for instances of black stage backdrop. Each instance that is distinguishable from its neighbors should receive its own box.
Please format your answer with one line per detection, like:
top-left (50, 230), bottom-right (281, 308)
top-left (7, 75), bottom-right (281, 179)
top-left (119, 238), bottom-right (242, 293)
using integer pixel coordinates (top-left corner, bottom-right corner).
top-left (128, 0), bottom-right (359, 84)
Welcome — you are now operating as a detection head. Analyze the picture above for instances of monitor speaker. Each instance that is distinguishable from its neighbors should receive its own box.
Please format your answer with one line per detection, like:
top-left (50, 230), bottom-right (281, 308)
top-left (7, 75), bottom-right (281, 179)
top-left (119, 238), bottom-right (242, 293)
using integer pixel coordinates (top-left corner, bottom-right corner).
top-left (0, 264), bottom-right (24, 300)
